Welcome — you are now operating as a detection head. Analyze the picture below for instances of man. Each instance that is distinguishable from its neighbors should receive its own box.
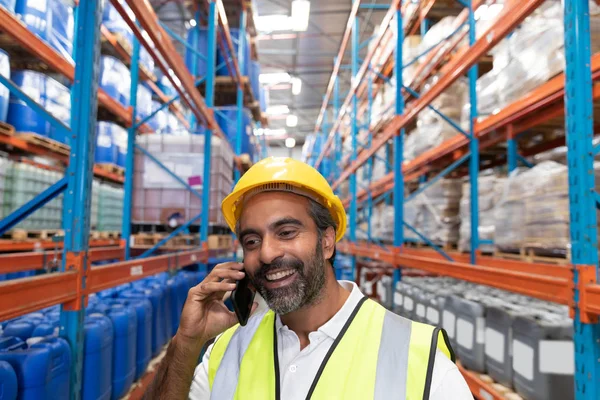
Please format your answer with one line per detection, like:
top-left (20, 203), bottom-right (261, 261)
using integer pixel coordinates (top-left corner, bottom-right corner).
top-left (145, 157), bottom-right (473, 399)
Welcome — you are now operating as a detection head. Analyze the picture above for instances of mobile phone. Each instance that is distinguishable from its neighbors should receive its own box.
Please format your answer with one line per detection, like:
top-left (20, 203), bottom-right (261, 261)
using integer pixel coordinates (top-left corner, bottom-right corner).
top-left (231, 271), bottom-right (255, 326)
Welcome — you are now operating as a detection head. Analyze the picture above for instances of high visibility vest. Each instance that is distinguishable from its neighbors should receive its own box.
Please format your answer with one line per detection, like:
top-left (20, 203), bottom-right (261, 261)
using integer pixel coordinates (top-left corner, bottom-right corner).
top-left (207, 297), bottom-right (455, 400)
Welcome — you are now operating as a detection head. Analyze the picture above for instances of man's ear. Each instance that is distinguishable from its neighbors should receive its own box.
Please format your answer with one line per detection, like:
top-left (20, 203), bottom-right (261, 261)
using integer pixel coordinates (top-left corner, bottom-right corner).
top-left (322, 226), bottom-right (336, 259)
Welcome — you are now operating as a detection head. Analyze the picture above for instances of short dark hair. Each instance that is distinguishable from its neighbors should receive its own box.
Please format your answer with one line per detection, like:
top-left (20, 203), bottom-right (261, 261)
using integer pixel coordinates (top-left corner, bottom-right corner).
top-left (235, 196), bottom-right (338, 267)
top-left (307, 199), bottom-right (337, 268)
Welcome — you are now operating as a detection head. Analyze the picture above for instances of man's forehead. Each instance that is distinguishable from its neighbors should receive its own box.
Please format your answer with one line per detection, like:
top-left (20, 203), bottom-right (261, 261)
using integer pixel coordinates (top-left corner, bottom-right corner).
top-left (239, 191), bottom-right (311, 225)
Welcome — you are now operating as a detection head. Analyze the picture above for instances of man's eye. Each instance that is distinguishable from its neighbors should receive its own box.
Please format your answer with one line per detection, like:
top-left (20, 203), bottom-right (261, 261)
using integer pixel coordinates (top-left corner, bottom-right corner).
top-left (280, 230), bottom-right (296, 238)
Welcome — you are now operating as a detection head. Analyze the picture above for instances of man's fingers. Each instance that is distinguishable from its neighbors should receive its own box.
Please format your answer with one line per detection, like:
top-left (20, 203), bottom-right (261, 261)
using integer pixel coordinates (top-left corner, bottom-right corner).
top-left (210, 268), bottom-right (245, 282)
top-left (202, 262), bottom-right (244, 283)
top-left (194, 281), bottom-right (237, 298)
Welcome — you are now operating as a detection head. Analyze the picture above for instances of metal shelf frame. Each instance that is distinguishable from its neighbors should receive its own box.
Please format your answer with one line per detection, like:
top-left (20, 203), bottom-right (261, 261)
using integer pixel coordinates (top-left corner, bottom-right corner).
top-left (0, 0), bottom-right (259, 397)
top-left (311, 1), bottom-right (600, 398)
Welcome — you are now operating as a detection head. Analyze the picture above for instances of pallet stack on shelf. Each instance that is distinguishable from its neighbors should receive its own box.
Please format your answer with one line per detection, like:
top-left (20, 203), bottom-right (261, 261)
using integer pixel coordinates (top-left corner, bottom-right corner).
top-left (313, 0), bottom-right (600, 399)
top-left (0, 0), bottom-right (266, 398)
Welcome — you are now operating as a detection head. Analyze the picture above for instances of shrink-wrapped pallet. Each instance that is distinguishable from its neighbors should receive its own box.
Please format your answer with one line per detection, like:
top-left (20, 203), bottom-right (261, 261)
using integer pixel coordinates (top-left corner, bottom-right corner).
top-left (459, 173), bottom-right (506, 253)
top-left (133, 134), bottom-right (234, 228)
top-left (409, 179), bottom-right (463, 246)
top-left (494, 168), bottom-right (531, 252)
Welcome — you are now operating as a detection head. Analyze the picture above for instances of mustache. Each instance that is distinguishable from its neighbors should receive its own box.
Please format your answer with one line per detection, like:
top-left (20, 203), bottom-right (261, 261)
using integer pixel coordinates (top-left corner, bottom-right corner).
top-left (254, 257), bottom-right (304, 281)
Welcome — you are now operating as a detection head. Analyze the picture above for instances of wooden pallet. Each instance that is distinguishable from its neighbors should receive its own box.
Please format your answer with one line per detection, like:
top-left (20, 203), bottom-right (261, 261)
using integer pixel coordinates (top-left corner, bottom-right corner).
top-left (96, 231), bottom-right (121, 239)
top-left (16, 132), bottom-right (71, 157)
top-left (0, 121), bottom-right (15, 136)
top-left (131, 233), bottom-right (200, 248)
top-left (476, 373), bottom-right (524, 400)
top-left (404, 241), bottom-right (458, 251)
top-left (6, 229), bottom-right (64, 241)
top-left (208, 234), bottom-right (233, 250)
top-left (96, 163), bottom-right (125, 177)
top-left (494, 246), bottom-right (570, 265)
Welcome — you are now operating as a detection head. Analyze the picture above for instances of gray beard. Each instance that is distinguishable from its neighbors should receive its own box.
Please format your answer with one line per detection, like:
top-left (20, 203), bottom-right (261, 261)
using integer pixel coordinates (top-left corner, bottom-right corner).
top-left (256, 244), bottom-right (326, 315)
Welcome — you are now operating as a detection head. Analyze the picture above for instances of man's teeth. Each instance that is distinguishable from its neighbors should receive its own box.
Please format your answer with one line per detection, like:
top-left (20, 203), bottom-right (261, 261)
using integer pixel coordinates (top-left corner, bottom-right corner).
top-left (266, 269), bottom-right (295, 281)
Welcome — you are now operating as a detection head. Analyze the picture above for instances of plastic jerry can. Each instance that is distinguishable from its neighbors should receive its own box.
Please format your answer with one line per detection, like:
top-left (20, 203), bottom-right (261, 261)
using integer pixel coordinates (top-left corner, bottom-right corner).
top-left (453, 295), bottom-right (490, 373)
top-left (512, 313), bottom-right (574, 400)
top-left (31, 320), bottom-right (59, 338)
top-left (29, 337), bottom-right (71, 397)
top-left (484, 303), bottom-right (528, 387)
top-left (413, 289), bottom-right (433, 324)
top-left (425, 294), bottom-right (446, 327)
top-left (2, 317), bottom-right (44, 340)
top-left (0, 360), bottom-right (18, 400)
top-left (120, 287), bottom-right (164, 356)
top-left (392, 282), bottom-right (406, 315)
top-left (0, 336), bottom-right (70, 400)
top-left (109, 299), bottom-right (152, 381)
top-left (104, 304), bottom-right (137, 400)
top-left (82, 314), bottom-right (113, 400)
top-left (441, 295), bottom-right (460, 350)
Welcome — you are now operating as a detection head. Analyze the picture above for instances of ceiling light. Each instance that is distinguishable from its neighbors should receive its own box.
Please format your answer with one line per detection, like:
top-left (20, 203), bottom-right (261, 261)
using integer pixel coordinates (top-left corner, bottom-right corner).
top-left (291, 0), bottom-right (310, 32)
top-left (256, 15), bottom-right (292, 33)
top-left (259, 72), bottom-right (291, 84)
top-left (291, 77), bottom-right (302, 95)
top-left (266, 105), bottom-right (290, 115)
top-left (189, 19), bottom-right (197, 27)
top-left (285, 137), bottom-right (297, 148)
top-left (286, 115), bottom-right (298, 127)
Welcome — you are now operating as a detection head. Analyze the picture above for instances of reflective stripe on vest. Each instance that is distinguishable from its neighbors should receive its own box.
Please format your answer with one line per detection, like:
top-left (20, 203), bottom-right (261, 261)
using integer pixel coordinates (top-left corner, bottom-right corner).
top-left (208, 299), bottom-right (454, 400)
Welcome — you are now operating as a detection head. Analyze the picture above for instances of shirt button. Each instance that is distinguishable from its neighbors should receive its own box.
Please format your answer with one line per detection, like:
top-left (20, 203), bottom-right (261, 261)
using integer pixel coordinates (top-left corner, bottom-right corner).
top-left (289, 365), bottom-right (297, 373)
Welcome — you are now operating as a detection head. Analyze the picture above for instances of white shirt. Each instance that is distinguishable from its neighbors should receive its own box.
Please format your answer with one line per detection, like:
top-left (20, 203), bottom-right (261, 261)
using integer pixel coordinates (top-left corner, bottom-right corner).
top-left (189, 281), bottom-right (473, 399)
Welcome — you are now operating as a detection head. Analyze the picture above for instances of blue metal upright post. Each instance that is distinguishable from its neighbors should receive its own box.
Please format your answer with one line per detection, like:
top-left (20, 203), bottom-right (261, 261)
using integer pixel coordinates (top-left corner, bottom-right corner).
top-left (201, 2), bottom-right (218, 252)
top-left (60, 0), bottom-right (102, 398)
top-left (392, 7), bottom-right (404, 289)
top-left (563, 0), bottom-right (600, 398)
top-left (123, 36), bottom-right (140, 260)
top-left (507, 135), bottom-right (517, 173)
top-left (188, 11), bottom-right (201, 129)
top-left (235, 9), bottom-right (247, 182)
top-left (349, 15), bottom-right (359, 280)
top-left (468, 1), bottom-right (479, 265)
top-left (333, 68), bottom-right (341, 183)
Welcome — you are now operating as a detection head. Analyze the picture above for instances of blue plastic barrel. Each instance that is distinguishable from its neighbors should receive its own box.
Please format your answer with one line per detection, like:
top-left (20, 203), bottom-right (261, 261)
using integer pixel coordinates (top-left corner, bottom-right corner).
top-left (110, 298), bottom-right (152, 381)
top-left (0, 336), bottom-right (70, 400)
top-left (0, 50), bottom-right (9, 123)
top-left (216, 28), bottom-right (250, 77)
top-left (102, 0), bottom-right (134, 47)
top-left (0, 0), bottom-right (16, 13)
top-left (82, 314), bottom-right (113, 400)
top-left (104, 304), bottom-right (137, 400)
top-left (95, 122), bottom-right (118, 165)
top-left (7, 70), bottom-right (48, 135)
top-left (14, 0), bottom-right (48, 41)
top-left (99, 56), bottom-right (131, 107)
top-left (45, 74), bottom-right (71, 145)
top-left (137, 84), bottom-right (152, 120)
top-left (47, 0), bottom-right (74, 59)
top-left (0, 360), bottom-right (17, 400)
top-left (250, 61), bottom-right (261, 100)
top-left (108, 123), bottom-right (127, 168)
top-left (185, 27), bottom-right (209, 78)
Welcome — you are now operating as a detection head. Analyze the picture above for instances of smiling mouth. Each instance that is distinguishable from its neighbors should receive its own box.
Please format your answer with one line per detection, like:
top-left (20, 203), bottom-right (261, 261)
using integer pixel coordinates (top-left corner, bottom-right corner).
top-left (265, 269), bottom-right (296, 282)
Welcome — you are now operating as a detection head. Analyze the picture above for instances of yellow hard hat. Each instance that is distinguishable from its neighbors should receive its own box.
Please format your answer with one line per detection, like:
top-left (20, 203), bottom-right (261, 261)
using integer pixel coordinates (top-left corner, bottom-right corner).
top-left (221, 157), bottom-right (347, 242)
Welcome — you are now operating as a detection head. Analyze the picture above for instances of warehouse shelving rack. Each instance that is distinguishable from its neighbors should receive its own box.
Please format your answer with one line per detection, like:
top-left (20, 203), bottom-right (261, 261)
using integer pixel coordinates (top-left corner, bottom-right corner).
top-left (0, 1), bottom-right (260, 397)
top-left (311, 0), bottom-right (600, 399)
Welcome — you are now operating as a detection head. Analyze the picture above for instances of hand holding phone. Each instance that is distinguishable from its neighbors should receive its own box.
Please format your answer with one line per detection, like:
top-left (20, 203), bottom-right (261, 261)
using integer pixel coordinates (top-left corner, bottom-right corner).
top-left (231, 270), bottom-right (256, 326)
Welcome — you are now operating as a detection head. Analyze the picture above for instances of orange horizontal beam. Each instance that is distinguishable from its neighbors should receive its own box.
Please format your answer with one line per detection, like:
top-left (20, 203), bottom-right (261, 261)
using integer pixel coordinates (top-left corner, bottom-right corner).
top-left (0, 238), bottom-right (119, 253)
top-left (87, 248), bottom-right (207, 293)
top-left (332, 0), bottom-right (545, 188)
top-left (0, 272), bottom-right (78, 321)
top-left (340, 241), bottom-right (572, 305)
top-left (0, 246), bottom-right (123, 275)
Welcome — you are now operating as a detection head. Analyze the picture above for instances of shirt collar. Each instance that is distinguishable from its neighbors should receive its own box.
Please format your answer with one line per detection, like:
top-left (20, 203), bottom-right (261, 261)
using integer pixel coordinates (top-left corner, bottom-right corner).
top-left (274, 280), bottom-right (365, 339)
